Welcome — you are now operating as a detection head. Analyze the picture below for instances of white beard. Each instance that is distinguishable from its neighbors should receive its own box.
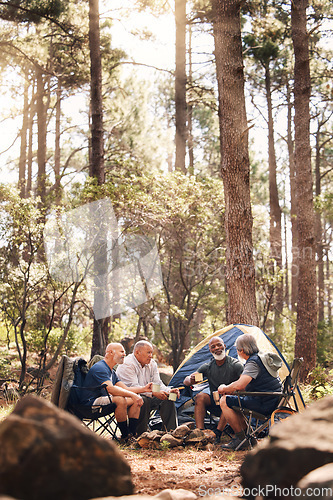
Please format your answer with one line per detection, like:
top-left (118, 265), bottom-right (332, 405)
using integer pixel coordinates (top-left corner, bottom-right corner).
top-left (213, 351), bottom-right (226, 361)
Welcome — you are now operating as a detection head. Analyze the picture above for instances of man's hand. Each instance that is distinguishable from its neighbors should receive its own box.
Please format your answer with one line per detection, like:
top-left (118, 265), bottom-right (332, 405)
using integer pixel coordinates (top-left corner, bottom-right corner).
top-left (131, 394), bottom-right (144, 406)
top-left (184, 372), bottom-right (199, 386)
top-left (143, 382), bottom-right (153, 393)
top-left (169, 388), bottom-right (180, 398)
top-left (153, 390), bottom-right (168, 400)
top-left (218, 384), bottom-right (229, 395)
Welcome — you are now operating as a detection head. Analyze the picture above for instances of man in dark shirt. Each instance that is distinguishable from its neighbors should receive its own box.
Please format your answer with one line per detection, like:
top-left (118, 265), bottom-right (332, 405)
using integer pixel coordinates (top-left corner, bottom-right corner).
top-left (183, 336), bottom-right (243, 440)
top-left (83, 343), bottom-right (152, 441)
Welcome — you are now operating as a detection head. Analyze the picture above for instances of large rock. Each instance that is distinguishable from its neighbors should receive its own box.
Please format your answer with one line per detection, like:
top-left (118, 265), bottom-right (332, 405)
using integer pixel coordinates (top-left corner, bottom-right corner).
top-left (241, 396), bottom-right (333, 498)
top-left (91, 489), bottom-right (229, 499)
top-left (160, 433), bottom-right (183, 448)
top-left (297, 464), bottom-right (333, 499)
top-left (0, 395), bottom-right (133, 500)
top-left (185, 428), bottom-right (215, 447)
top-left (172, 424), bottom-right (191, 439)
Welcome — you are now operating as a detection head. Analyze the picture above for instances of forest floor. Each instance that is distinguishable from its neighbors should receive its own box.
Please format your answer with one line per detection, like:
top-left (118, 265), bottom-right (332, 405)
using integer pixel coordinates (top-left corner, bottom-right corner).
top-left (119, 445), bottom-right (245, 497)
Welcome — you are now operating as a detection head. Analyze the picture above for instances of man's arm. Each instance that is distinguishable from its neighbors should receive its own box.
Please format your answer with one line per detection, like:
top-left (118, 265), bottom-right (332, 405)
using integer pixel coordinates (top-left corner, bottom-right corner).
top-left (116, 381), bottom-right (153, 394)
top-left (218, 374), bottom-right (253, 395)
top-left (183, 364), bottom-right (207, 386)
top-left (102, 380), bottom-right (143, 405)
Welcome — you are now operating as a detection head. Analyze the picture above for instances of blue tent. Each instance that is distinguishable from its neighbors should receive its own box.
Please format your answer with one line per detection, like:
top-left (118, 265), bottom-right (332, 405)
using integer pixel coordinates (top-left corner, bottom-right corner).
top-left (168, 323), bottom-right (305, 411)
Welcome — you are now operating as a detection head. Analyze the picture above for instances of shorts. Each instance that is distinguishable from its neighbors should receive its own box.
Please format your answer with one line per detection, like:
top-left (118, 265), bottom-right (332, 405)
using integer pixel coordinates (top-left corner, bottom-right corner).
top-left (93, 395), bottom-right (113, 405)
top-left (226, 394), bottom-right (280, 416)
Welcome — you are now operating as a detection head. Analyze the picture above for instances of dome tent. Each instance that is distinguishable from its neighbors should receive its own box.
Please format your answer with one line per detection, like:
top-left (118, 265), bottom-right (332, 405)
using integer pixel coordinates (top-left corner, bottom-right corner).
top-left (168, 323), bottom-right (305, 412)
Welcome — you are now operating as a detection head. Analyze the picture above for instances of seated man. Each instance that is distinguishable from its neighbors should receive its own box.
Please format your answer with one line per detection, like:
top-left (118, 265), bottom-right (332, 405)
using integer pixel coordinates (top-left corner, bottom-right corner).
top-left (82, 342), bottom-right (152, 442)
top-left (183, 336), bottom-right (243, 442)
top-left (219, 333), bottom-right (282, 451)
top-left (116, 340), bottom-right (180, 436)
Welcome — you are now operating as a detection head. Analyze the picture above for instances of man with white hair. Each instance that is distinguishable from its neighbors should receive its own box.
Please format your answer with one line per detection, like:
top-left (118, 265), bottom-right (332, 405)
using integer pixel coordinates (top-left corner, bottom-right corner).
top-left (219, 333), bottom-right (282, 450)
top-left (83, 342), bottom-right (152, 441)
top-left (116, 340), bottom-right (180, 436)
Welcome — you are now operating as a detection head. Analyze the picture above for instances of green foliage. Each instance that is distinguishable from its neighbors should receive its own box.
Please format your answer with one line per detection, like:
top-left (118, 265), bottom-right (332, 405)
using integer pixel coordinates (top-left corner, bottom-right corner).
top-left (306, 366), bottom-right (333, 400)
top-left (159, 439), bottom-right (170, 451)
top-left (0, 0), bottom-right (65, 23)
top-left (79, 168), bottom-right (226, 366)
top-left (0, 353), bottom-right (12, 379)
top-left (25, 326), bottom-right (92, 357)
top-left (317, 320), bottom-right (333, 366)
top-left (0, 403), bottom-right (14, 421)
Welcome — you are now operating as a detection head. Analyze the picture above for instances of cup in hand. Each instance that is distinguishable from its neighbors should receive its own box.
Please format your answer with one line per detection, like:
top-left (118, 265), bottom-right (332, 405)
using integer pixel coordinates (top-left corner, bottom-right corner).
top-left (152, 383), bottom-right (160, 393)
top-left (195, 372), bottom-right (203, 382)
top-left (168, 392), bottom-right (177, 401)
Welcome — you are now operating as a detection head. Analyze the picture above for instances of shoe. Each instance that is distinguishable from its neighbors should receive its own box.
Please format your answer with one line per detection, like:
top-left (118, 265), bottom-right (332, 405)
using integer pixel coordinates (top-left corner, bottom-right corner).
top-left (117, 434), bottom-right (136, 447)
top-left (222, 435), bottom-right (257, 451)
top-left (213, 429), bottom-right (222, 444)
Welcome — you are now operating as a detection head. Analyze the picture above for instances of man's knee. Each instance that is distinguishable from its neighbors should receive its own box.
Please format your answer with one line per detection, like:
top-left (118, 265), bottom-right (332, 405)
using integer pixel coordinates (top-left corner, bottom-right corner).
top-left (220, 395), bottom-right (228, 410)
top-left (113, 396), bottom-right (127, 409)
top-left (195, 392), bottom-right (209, 407)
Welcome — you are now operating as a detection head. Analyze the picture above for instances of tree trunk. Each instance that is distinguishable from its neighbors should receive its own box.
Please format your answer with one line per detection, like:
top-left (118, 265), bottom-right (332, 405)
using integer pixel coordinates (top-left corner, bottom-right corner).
top-left (291, 0), bottom-right (317, 380)
top-left (175, 0), bottom-right (187, 173)
top-left (187, 23), bottom-right (194, 175)
top-left (18, 68), bottom-right (29, 198)
top-left (36, 67), bottom-right (47, 204)
top-left (89, 0), bottom-right (109, 357)
top-left (315, 119), bottom-right (325, 323)
top-left (89, 0), bottom-right (105, 185)
top-left (54, 77), bottom-right (62, 206)
top-left (27, 77), bottom-right (36, 197)
top-left (265, 64), bottom-right (283, 327)
top-left (287, 80), bottom-right (298, 312)
top-left (212, 0), bottom-right (259, 326)
top-left (325, 246), bottom-right (331, 321)
top-left (284, 210), bottom-right (290, 308)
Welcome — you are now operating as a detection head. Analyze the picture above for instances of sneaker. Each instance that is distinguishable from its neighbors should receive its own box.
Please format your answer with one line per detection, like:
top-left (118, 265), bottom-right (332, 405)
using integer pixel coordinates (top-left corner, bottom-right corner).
top-left (118, 434), bottom-right (137, 447)
top-left (222, 436), bottom-right (250, 451)
top-left (213, 429), bottom-right (222, 444)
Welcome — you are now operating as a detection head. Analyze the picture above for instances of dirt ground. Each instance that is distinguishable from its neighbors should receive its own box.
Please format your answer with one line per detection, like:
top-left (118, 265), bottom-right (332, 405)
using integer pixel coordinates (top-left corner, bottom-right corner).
top-left (121, 446), bottom-right (245, 497)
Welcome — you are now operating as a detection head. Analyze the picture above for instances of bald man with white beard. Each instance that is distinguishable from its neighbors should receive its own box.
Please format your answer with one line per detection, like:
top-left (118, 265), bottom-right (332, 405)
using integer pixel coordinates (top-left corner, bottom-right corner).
top-left (83, 342), bottom-right (152, 441)
top-left (183, 336), bottom-right (243, 442)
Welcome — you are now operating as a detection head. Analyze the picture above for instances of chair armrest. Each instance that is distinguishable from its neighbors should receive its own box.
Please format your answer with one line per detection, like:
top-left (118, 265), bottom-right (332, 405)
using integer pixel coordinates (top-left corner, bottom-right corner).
top-left (235, 391), bottom-right (285, 397)
top-left (71, 383), bottom-right (112, 404)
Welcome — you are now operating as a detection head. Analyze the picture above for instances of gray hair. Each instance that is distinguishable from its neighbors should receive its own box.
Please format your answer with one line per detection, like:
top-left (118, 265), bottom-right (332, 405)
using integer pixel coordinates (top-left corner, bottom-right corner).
top-left (133, 340), bottom-right (153, 352)
top-left (236, 334), bottom-right (259, 356)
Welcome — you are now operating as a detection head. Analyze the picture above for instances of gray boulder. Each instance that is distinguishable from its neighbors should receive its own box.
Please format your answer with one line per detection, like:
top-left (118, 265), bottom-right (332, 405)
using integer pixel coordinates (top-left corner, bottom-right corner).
top-left (241, 396), bottom-right (333, 498)
top-left (0, 395), bottom-right (133, 500)
top-left (297, 463), bottom-right (333, 499)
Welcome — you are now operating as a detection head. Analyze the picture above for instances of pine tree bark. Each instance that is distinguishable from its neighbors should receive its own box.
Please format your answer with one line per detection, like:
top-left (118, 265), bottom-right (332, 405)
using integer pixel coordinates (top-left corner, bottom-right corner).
top-left (287, 80), bottom-right (298, 312)
top-left (54, 78), bottom-right (62, 206)
top-left (175, 0), bottom-right (187, 173)
top-left (291, 0), bottom-right (318, 380)
top-left (315, 118), bottom-right (325, 323)
top-left (265, 64), bottom-right (283, 325)
top-left (36, 67), bottom-right (47, 204)
top-left (18, 68), bottom-right (29, 198)
top-left (89, 0), bottom-right (109, 356)
top-left (89, 0), bottom-right (104, 185)
top-left (212, 0), bottom-right (259, 326)
top-left (27, 76), bottom-right (36, 198)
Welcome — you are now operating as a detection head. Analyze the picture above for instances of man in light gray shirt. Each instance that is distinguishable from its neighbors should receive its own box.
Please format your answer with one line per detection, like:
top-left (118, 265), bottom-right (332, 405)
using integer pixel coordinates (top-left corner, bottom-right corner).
top-left (116, 340), bottom-right (179, 436)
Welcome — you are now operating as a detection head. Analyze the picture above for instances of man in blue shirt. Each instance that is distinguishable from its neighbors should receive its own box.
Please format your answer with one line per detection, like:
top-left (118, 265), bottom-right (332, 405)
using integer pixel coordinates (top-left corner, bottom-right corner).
top-left (83, 343), bottom-right (152, 441)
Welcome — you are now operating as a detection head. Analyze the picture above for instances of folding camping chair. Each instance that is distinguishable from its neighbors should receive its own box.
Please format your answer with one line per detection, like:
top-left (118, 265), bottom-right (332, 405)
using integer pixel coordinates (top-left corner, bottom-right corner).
top-left (231, 357), bottom-right (304, 451)
top-left (51, 355), bottom-right (119, 439)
